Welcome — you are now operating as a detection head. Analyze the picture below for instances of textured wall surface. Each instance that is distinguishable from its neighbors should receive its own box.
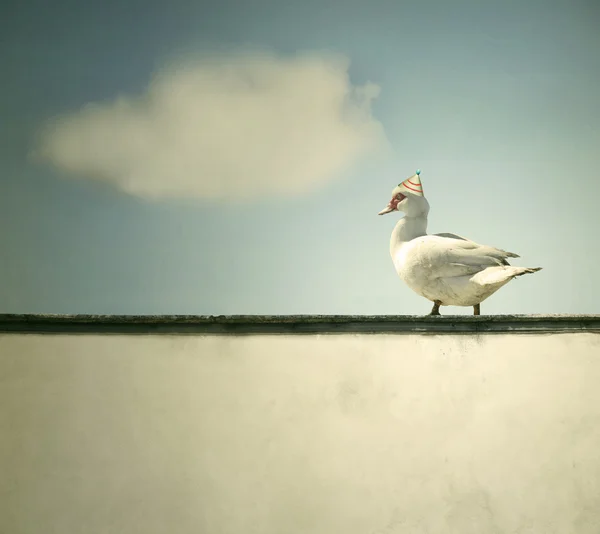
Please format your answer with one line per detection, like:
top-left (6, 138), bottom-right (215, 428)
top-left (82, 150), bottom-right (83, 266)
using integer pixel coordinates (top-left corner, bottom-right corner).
top-left (1, 332), bottom-right (600, 534)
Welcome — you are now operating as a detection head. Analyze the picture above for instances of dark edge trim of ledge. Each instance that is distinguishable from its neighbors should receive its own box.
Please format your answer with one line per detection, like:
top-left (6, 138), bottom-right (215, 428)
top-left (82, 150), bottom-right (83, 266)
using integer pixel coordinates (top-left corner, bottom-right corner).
top-left (0, 315), bottom-right (599, 335)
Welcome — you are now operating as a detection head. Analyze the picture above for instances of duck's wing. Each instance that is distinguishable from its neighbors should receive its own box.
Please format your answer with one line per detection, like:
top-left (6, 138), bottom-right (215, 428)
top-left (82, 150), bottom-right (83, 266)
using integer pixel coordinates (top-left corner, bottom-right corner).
top-left (433, 232), bottom-right (520, 258)
top-left (420, 236), bottom-right (521, 280)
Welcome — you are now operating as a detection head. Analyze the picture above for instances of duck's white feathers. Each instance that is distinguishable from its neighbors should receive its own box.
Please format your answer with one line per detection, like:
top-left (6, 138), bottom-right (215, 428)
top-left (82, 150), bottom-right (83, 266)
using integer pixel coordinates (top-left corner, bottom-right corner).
top-left (434, 232), bottom-right (520, 256)
top-left (406, 235), bottom-right (520, 279)
top-left (471, 266), bottom-right (542, 286)
top-left (394, 235), bottom-right (541, 306)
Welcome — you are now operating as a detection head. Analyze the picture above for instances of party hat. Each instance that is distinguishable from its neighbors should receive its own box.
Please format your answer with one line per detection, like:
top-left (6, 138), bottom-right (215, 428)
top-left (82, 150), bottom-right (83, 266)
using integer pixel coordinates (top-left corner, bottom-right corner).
top-left (396, 169), bottom-right (424, 196)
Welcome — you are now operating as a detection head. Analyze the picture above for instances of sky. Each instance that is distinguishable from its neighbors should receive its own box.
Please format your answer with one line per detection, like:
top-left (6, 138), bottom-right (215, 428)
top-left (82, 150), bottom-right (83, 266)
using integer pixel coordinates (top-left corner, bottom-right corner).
top-left (1, 0), bottom-right (599, 316)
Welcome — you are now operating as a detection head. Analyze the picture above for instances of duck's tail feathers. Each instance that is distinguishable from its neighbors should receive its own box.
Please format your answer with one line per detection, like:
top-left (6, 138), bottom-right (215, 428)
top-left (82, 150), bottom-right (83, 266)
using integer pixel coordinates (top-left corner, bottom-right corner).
top-left (473, 266), bottom-right (542, 286)
top-left (509, 266), bottom-right (543, 281)
top-left (515, 267), bottom-right (543, 276)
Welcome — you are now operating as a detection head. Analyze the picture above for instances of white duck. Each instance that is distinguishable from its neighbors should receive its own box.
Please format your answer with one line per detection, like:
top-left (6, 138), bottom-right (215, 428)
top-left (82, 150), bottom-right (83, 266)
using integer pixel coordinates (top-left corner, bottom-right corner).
top-left (378, 170), bottom-right (541, 315)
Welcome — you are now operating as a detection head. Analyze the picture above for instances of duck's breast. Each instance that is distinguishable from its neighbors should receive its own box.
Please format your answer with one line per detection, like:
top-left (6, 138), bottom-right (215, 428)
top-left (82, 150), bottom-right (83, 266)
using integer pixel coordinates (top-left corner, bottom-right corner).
top-left (392, 238), bottom-right (438, 296)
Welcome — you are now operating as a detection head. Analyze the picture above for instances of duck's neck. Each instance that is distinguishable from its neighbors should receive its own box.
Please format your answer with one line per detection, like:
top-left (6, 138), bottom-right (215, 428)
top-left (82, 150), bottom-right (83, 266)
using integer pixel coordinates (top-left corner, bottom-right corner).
top-left (390, 214), bottom-right (428, 254)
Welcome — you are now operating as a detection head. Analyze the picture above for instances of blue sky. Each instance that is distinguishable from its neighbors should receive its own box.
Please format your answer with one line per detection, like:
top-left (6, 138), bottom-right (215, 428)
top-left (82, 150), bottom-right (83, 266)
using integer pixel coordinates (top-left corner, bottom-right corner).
top-left (1, 0), bottom-right (599, 315)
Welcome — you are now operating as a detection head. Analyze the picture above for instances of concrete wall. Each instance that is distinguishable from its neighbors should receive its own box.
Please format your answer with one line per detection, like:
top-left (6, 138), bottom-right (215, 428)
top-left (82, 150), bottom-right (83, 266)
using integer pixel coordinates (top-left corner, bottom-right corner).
top-left (1, 318), bottom-right (600, 533)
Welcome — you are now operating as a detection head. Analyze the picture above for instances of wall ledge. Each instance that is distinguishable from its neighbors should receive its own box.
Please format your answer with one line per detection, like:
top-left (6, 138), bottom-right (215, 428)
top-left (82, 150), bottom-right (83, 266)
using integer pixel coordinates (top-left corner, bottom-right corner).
top-left (0, 314), bottom-right (599, 335)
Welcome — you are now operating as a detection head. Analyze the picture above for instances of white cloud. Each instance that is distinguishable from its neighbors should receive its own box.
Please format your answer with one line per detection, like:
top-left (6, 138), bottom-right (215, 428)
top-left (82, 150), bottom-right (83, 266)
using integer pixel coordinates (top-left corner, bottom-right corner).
top-left (34, 50), bottom-right (387, 201)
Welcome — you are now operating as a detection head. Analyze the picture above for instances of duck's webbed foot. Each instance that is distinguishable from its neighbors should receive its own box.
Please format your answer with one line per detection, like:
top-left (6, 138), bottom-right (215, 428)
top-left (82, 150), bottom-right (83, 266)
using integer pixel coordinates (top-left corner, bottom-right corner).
top-left (429, 301), bottom-right (442, 316)
top-left (473, 304), bottom-right (481, 316)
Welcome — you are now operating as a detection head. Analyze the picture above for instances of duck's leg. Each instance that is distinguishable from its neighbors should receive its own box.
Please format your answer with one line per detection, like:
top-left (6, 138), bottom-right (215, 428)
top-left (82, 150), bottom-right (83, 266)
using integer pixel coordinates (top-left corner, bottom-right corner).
top-left (473, 304), bottom-right (481, 316)
top-left (429, 301), bottom-right (442, 316)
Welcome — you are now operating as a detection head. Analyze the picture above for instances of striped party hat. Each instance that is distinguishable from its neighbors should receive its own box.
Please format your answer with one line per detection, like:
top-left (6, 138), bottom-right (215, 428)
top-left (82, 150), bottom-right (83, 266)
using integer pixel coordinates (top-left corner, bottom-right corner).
top-left (396, 169), bottom-right (424, 197)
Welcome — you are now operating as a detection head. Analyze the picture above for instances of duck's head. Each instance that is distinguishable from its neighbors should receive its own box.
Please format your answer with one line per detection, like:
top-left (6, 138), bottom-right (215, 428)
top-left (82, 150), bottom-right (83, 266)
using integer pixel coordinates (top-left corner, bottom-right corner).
top-left (378, 170), bottom-right (430, 217)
